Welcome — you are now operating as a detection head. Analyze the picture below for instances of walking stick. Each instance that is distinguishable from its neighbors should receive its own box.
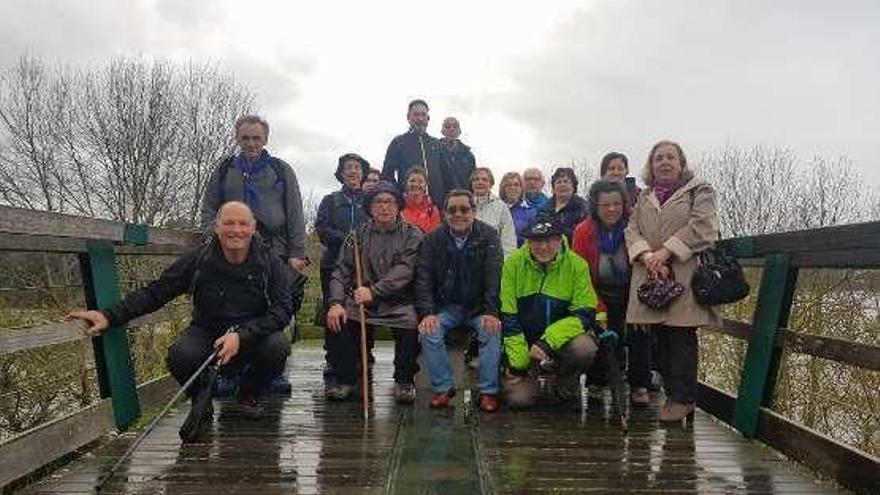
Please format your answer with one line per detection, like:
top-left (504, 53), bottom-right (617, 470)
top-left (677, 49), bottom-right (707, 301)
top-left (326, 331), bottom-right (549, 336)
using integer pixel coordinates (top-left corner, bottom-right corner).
top-left (596, 328), bottom-right (629, 432)
top-left (352, 233), bottom-right (370, 420)
top-left (94, 326), bottom-right (233, 491)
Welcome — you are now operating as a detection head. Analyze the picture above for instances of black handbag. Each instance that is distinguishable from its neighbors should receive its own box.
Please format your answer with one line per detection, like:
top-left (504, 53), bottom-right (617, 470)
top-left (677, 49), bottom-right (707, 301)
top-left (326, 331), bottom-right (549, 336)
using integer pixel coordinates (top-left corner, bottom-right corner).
top-left (691, 246), bottom-right (750, 305)
top-left (637, 272), bottom-right (685, 310)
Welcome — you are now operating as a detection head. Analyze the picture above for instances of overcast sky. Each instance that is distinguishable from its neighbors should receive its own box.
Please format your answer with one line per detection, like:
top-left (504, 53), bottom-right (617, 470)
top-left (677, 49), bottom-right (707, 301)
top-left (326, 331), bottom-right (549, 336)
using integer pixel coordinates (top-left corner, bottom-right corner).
top-left (2, 0), bottom-right (878, 197)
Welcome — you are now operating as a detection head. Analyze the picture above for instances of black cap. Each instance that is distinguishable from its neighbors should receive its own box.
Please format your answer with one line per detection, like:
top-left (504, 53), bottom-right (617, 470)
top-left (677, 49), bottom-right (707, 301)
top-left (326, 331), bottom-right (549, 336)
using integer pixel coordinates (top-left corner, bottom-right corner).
top-left (335, 153), bottom-right (370, 184)
top-left (522, 216), bottom-right (564, 239)
top-left (362, 181), bottom-right (405, 217)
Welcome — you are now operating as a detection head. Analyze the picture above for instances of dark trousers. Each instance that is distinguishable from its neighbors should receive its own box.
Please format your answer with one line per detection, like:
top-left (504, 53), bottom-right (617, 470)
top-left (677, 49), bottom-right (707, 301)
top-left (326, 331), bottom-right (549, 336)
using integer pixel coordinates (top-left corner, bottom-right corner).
top-left (325, 321), bottom-right (418, 386)
top-left (585, 302), bottom-right (627, 386)
top-left (627, 327), bottom-right (653, 389)
top-left (654, 325), bottom-right (698, 404)
top-left (167, 325), bottom-right (290, 398)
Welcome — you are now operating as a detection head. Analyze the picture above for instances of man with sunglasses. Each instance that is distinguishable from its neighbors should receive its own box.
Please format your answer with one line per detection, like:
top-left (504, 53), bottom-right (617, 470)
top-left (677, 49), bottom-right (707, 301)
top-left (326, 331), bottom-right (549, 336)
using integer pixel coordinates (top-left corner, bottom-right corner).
top-left (500, 216), bottom-right (600, 408)
top-left (416, 189), bottom-right (504, 412)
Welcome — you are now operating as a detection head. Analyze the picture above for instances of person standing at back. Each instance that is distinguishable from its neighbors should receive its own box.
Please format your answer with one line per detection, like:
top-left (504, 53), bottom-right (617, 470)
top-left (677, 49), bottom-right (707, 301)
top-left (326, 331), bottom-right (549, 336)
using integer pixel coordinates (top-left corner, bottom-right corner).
top-left (438, 116), bottom-right (476, 191)
top-left (522, 167), bottom-right (550, 210)
top-left (382, 99), bottom-right (447, 208)
top-left (201, 115), bottom-right (306, 393)
top-left (201, 115), bottom-right (307, 273)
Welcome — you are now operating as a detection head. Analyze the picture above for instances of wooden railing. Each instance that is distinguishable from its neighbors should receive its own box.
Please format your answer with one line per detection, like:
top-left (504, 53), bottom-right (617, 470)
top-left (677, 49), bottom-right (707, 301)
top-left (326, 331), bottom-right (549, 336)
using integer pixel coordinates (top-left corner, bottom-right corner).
top-left (698, 221), bottom-right (880, 493)
top-left (1, 206), bottom-right (878, 493)
top-left (0, 205), bottom-right (199, 489)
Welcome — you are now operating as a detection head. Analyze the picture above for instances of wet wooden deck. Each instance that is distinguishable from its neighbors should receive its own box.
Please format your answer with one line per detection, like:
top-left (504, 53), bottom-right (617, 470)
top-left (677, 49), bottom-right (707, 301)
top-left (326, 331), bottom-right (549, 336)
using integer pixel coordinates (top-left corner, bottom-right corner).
top-left (19, 342), bottom-right (838, 494)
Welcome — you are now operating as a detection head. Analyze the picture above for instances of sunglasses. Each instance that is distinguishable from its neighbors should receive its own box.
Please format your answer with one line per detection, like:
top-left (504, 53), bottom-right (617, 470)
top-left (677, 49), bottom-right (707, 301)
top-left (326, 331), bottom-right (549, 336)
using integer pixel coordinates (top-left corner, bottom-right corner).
top-left (445, 205), bottom-right (473, 215)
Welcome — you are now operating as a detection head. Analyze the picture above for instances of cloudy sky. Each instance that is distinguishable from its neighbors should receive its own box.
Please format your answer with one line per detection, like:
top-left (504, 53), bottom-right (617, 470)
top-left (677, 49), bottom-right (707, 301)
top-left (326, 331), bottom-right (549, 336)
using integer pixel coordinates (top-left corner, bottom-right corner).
top-left (2, 0), bottom-right (878, 197)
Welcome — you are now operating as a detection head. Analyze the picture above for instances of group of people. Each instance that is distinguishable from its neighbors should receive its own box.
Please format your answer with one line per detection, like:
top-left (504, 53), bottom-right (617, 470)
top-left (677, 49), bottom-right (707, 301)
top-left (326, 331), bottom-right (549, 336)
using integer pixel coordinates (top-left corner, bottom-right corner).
top-left (71, 98), bottom-right (722, 442)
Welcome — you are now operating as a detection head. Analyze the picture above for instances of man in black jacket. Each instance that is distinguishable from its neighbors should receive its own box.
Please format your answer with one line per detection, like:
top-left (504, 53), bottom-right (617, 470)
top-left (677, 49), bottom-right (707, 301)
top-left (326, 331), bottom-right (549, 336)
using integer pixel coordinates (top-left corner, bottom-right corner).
top-left (382, 99), bottom-right (448, 208)
top-left (70, 202), bottom-right (295, 441)
top-left (438, 116), bottom-right (476, 191)
top-left (416, 189), bottom-right (503, 412)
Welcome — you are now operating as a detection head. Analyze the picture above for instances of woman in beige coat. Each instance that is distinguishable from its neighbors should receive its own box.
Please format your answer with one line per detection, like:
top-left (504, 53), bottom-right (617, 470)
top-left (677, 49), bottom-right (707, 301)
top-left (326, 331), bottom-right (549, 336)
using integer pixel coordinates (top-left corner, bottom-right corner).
top-left (625, 140), bottom-right (722, 422)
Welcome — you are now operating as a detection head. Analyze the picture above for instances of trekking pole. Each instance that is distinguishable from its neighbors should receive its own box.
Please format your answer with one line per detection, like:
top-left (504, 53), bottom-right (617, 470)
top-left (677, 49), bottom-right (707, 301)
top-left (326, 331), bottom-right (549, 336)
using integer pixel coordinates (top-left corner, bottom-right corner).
top-left (352, 233), bottom-right (370, 420)
top-left (94, 329), bottom-right (229, 491)
top-left (595, 327), bottom-right (628, 432)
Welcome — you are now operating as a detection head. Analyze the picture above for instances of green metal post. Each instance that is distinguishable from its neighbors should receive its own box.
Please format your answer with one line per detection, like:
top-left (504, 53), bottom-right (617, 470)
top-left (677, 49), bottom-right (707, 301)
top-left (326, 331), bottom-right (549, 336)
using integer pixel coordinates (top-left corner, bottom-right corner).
top-left (83, 239), bottom-right (140, 430)
top-left (124, 223), bottom-right (148, 246)
top-left (733, 253), bottom-right (796, 437)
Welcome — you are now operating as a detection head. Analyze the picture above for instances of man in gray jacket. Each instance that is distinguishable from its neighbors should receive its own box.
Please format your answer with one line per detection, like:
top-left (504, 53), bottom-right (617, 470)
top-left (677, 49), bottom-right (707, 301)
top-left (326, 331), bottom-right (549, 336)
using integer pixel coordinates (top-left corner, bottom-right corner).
top-left (201, 115), bottom-right (306, 394)
top-left (201, 115), bottom-right (307, 272)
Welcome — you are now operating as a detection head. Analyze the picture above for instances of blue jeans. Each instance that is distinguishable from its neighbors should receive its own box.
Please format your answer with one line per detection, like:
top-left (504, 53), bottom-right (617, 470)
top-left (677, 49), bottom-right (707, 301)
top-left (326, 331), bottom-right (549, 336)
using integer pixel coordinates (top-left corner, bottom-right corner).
top-left (420, 304), bottom-right (500, 394)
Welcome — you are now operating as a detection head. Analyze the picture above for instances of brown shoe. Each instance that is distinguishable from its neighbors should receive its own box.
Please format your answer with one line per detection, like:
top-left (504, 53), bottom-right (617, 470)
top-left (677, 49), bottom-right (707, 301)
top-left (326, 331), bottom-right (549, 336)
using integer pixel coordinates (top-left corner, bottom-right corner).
top-left (660, 401), bottom-right (694, 422)
top-left (430, 389), bottom-right (455, 408)
top-left (479, 394), bottom-right (499, 413)
top-left (630, 388), bottom-right (650, 406)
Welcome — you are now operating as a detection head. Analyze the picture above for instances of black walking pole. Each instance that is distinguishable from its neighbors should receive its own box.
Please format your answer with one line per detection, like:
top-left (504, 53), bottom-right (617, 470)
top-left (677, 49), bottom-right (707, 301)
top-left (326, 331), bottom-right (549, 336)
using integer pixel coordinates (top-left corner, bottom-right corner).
top-left (595, 327), bottom-right (628, 431)
top-left (94, 344), bottom-right (223, 491)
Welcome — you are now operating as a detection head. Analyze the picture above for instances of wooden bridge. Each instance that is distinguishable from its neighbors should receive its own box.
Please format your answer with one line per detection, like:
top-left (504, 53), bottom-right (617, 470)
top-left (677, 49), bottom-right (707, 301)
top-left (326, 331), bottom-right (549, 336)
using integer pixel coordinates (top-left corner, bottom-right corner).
top-left (0, 205), bottom-right (878, 494)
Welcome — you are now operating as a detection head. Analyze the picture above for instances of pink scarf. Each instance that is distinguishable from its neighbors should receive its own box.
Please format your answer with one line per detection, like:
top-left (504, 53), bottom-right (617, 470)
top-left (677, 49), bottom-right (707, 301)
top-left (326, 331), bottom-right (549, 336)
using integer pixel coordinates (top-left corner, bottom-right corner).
top-left (652, 182), bottom-right (681, 205)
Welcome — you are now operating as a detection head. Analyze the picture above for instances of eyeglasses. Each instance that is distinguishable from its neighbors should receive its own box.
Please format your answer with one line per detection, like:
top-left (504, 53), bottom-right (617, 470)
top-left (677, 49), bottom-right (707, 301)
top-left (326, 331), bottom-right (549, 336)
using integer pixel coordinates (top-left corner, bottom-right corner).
top-left (446, 205), bottom-right (473, 215)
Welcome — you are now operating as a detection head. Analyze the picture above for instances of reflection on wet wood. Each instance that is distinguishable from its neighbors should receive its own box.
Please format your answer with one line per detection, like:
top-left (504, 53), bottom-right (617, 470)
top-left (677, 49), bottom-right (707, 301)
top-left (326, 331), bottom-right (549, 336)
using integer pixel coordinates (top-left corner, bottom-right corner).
top-left (20, 343), bottom-right (838, 494)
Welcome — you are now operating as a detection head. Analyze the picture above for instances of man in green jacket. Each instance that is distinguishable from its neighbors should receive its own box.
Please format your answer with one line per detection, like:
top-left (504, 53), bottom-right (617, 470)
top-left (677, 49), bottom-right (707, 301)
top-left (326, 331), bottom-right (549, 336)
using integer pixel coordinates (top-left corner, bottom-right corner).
top-left (501, 217), bottom-right (599, 407)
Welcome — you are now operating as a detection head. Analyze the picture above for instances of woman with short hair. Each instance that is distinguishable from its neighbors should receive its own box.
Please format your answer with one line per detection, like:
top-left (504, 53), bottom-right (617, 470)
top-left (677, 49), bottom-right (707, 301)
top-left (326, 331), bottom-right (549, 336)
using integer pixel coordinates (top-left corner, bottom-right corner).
top-left (499, 171), bottom-right (537, 247)
top-left (470, 167), bottom-right (517, 257)
top-left (540, 167), bottom-right (589, 241)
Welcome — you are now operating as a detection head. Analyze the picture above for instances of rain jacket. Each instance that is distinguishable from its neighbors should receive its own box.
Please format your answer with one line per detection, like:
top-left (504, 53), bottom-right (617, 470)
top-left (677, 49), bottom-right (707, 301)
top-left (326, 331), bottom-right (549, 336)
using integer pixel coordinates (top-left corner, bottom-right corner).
top-left (328, 219), bottom-right (423, 329)
top-left (500, 239), bottom-right (599, 371)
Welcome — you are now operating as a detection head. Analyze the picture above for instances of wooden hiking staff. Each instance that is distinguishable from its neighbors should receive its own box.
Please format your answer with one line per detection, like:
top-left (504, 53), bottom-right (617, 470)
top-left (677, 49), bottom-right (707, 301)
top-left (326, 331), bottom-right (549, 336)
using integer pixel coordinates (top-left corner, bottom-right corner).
top-left (352, 233), bottom-right (370, 419)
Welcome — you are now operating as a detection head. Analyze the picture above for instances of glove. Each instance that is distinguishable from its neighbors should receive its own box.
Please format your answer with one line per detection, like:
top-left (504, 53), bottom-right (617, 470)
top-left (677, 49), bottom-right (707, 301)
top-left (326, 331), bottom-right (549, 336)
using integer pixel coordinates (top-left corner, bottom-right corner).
top-left (597, 328), bottom-right (619, 346)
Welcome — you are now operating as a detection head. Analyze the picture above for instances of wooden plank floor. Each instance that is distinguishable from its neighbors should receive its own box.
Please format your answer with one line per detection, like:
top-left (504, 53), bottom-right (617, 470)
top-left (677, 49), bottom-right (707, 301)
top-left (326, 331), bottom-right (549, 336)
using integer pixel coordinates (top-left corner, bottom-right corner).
top-left (19, 341), bottom-right (839, 494)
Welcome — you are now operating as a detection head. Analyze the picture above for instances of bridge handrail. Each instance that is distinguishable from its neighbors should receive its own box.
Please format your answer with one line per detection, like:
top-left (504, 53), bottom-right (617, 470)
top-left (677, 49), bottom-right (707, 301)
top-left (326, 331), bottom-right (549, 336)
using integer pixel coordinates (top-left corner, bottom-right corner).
top-left (0, 206), bottom-right (198, 490)
top-left (700, 220), bottom-right (880, 493)
top-left (2, 209), bottom-right (878, 492)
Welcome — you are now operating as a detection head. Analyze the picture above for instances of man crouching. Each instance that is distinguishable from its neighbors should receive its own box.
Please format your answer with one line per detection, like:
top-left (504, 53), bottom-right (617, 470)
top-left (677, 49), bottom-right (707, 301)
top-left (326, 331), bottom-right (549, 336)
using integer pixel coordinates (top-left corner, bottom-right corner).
top-left (70, 202), bottom-right (294, 441)
top-left (501, 217), bottom-right (599, 407)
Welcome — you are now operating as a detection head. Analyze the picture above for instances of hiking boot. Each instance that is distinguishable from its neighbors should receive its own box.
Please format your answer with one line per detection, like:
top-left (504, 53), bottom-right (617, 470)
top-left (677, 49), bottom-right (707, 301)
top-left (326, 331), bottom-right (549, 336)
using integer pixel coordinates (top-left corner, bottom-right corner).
top-left (237, 396), bottom-right (265, 420)
top-left (394, 383), bottom-right (416, 404)
top-left (268, 374), bottom-right (292, 395)
top-left (660, 401), bottom-right (694, 422)
top-left (630, 387), bottom-right (650, 406)
top-left (587, 385), bottom-right (608, 402)
top-left (179, 391), bottom-right (214, 443)
top-left (213, 374), bottom-right (239, 398)
top-left (478, 393), bottom-right (499, 413)
top-left (325, 384), bottom-right (356, 401)
top-left (430, 388), bottom-right (456, 408)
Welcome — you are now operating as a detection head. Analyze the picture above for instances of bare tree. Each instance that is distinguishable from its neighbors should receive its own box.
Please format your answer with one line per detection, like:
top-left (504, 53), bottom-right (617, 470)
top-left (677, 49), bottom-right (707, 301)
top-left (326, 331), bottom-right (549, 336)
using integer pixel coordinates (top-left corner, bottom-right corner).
top-left (0, 55), bottom-right (256, 225)
top-left (0, 55), bottom-right (69, 212)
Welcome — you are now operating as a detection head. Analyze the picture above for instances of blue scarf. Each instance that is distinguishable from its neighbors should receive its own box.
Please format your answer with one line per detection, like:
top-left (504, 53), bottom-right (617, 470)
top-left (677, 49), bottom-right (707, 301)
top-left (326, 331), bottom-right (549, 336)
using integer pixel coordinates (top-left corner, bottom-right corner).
top-left (598, 220), bottom-right (628, 283)
top-left (233, 150), bottom-right (273, 211)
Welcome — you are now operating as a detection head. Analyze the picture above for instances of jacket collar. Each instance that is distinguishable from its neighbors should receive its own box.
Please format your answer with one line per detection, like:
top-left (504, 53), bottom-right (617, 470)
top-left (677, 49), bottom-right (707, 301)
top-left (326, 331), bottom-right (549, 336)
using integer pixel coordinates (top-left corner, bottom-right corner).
top-left (644, 175), bottom-right (703, 210)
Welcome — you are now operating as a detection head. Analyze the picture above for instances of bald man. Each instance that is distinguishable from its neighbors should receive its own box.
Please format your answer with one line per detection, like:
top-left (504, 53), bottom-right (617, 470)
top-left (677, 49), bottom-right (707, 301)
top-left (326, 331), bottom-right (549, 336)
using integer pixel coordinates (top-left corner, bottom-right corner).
top-left (70, 201), bottom-right (294, 441)
top-left (438, 116), bottom-right (476, 191)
